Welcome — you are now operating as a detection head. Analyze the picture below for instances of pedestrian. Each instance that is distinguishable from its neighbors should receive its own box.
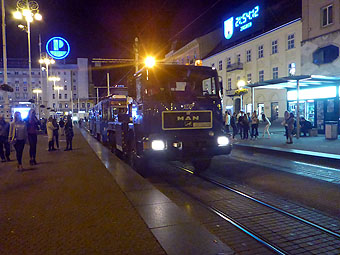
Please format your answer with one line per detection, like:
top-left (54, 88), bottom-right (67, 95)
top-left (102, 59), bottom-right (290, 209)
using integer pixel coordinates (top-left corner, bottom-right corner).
top-left (9, 112), bottom-right (27, 171)
top-left (237, 111), bottom-right (244, 139)
top-left (286, 113), bottom-right (295, 144)
top-left (243, 113), bottom-right (250, 139)
top-left (262, 113), bottom-right (271, 138)
top-left (230, 112), bottom-right (238, 139)
top-left (64, 115), bottom-right (74, 151)
top-left (251, 111), bottom-right (259, 139)
top-left (26, 109), bottom-right (40, 165)
top-left (225, 111), bottom-right (230, 133)
top-left (282, 111), bottom-right (289, 142)
top-left (0, 115), bottom-right (10, 162)
top-left (59, 118), bottom-right (65, 136)
top-left (47, 117), bottom-right (56, 151)
top-left (52, 118), bottom-right (59, 149)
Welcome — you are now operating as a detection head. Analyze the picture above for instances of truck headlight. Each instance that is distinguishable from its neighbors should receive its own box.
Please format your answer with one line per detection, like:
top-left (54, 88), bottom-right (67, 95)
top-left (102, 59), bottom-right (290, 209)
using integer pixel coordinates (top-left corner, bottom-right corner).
top-left (151, 140), bottom-right (165, 151)
top-left (217, 136), bottom-right (229, 146)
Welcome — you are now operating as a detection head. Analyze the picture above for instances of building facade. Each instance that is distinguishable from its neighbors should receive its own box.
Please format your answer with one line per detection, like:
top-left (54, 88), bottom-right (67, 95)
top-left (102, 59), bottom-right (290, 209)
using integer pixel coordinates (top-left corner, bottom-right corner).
top-left (0, 58), bottom-right (92, 119)
top-left (203, 19), bottom-right (302, 121)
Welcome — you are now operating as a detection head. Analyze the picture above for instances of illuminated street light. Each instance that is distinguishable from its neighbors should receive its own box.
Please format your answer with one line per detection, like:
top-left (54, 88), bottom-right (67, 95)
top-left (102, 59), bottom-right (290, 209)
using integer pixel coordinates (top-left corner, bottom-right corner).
top-left (33, 88), bottom-right (42, 117)
top-left (145, 56), bottom-right (156, 68)
top-left (49, 76), bottom-right (62, 113)
top-left (13, 0), bottom-right (42, 101)
top-left (237, 79), bottom-right (247, 111)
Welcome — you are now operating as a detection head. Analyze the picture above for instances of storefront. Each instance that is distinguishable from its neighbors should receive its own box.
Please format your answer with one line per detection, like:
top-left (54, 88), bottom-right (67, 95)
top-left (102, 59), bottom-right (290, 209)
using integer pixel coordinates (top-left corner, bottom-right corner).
top-left (248, 75), bottom-right (340, 134)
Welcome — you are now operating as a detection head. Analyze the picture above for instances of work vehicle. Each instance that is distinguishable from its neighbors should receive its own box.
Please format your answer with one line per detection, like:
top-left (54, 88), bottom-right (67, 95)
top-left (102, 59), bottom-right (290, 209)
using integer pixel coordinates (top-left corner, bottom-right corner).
top-left (91, 63), bottom-right (232, 174)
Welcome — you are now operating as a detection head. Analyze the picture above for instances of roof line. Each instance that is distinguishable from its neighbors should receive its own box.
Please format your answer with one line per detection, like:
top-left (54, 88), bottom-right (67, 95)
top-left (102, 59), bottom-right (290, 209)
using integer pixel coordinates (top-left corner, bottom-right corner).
top-left (204, 18), bottom-right (302, 61)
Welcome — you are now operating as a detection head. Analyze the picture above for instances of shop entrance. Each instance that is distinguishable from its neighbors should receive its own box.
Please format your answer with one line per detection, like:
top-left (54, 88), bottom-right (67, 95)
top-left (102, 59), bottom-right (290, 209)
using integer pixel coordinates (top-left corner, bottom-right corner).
top-left (271, 102), bottom-right (279, 121)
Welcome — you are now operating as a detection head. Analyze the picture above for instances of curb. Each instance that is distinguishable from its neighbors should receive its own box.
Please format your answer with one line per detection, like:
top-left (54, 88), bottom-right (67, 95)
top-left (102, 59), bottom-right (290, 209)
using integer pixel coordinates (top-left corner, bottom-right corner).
top-left (233, 143), bottom-right (340, 168)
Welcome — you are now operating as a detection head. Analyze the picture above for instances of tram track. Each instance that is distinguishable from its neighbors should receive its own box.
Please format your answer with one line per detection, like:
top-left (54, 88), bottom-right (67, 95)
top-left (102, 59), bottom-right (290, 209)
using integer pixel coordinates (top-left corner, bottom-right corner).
top-left (164, 164), bottom-right (340, 254)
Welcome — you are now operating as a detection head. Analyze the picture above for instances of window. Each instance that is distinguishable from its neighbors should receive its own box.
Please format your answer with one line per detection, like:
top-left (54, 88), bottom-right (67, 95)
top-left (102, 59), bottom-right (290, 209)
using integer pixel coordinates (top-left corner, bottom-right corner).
top-left (87, 103), bottom-right (91, 108)
top-left (247, 73), bottom-right (252, 83)
top-left (313, 45), bottom-right (339, 65)
top-left (59, 103), bottom-right (62, 109)
top-left (82, 103), bottom-right (85, 108)
top-left (73, 86), bottom-right (77, 90)
top-left (14, 71), bottom-right (19, 75)
top-left (236, 54), bottom-right (241, 63)
top-left (73, 94), bottom-right (77, 98)
top-left (258, 45), bottom-right (264, 58)
top-left (272, 40), bottom-right (278, 54)
top-left (288, 34), bottom-right (295, 50)
top-left (15, 80), bottom-right (19, 84)
top-left (211, 63), bottom-right (215, 68)
top-left (15, 86), bottom-right (19, 92)
top-left (53, 103), bottom-right (55, 108)
top-left (53, 94), bottom-right (55, 99)
top-left (288, 63), bottom-right (296, 76)
top-left (246, 50), bottom-right (251, 62)
top-left (59, 94), bottom-right (62, 99)
top-left (259, 70), bottom-right (264, 82)
top-left (15, 93), bottom-right (20, 99)
top-left (226, 57), bottom-right (231, 67)
top-left (64, 94), bottom-right (67, 99)
top-left (23, 86), bottom-right (27, 92)
top-left (31, 72), bottom-right (34, 75)
top-left (64, 85), bottom-right (67, 90)
top-left (23, 93), bottom-right (28, 99)
top-left (218, 60), bottom-right (222, 70)
top-left (65, 103), bottom-right (68, 108)
top-left (227, 78), bottom-right (232, 90)
top-left (322, 5), bottom-right (333, 27)
top-left (272, 67), bottom-right (279, 79)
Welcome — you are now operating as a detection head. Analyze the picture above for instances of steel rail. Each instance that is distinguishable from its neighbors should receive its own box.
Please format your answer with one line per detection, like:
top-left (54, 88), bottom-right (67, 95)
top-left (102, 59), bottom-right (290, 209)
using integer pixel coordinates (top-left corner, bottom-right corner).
top-left (177, 166), bottom-right (340, 240)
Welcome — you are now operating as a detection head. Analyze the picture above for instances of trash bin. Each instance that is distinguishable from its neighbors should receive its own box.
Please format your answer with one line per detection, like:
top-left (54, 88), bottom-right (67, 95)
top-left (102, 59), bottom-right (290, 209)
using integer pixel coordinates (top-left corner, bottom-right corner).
top-left (325, 121), bottom-right (338, 139)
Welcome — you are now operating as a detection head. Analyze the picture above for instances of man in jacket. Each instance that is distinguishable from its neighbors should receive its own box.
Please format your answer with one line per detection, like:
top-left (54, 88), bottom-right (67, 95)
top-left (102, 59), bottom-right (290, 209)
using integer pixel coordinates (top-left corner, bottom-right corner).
top-left (0, 115), bottom-right (10, 162)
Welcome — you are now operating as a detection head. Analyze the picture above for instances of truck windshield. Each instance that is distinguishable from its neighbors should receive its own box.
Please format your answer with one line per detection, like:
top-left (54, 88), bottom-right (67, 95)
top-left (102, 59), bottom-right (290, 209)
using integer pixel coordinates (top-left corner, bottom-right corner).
top-left (143, 66), bottom-right (217, 101)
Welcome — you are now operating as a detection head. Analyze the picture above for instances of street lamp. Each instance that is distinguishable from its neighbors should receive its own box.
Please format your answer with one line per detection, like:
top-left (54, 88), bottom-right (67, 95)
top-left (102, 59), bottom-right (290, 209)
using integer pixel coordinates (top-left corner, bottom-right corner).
top-left (32, 88), bottom-right (41, 118)
top-left (237, 79), bottom-right (246, 111)
top-left (13, 0), bottom-right (42, 100)
top-left (39, 57), bottom-right (55, 78)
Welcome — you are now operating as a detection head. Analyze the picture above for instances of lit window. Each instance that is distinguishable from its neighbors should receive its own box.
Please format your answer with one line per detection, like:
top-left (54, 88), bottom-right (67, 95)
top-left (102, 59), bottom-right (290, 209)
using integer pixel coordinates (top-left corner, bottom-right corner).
top-left (322, 5), bottom-right (333, 27)
top-left (288, 34), bottom-right (295, 50)
top-left (288, 63), bottom-right (296, 76)
top-left (246, 50), bottom-right (251, 62)
top-left (227, 78), bottom-right (232, 90)
top-left (272, 40), bottom-right (278, 54)
top-left (65, 103), bottom-right (68, 108)
top-left (259, 70), bottom-right (264, 82)
top-left (258, 45), bottom-right (264, 58)
top-left (272, 67), bottom-right (279, 79)
top-left (218, 60), bottom-right (222, 70)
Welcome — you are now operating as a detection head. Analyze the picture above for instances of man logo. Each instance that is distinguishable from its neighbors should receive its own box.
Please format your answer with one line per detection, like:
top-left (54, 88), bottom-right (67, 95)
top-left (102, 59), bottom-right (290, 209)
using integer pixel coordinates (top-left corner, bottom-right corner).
top-left (177, 116), bottom-right (200, 121)
top-left (46, 37), bottom-right (70, 60)
top-left (224, 17), bottom-right (234, 40)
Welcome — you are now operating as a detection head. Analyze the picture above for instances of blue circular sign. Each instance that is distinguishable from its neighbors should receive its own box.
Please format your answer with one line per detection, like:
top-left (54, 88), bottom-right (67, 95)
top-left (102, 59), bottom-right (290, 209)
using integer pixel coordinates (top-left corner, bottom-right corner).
top-left (46, 37), bottom-right (70, 60)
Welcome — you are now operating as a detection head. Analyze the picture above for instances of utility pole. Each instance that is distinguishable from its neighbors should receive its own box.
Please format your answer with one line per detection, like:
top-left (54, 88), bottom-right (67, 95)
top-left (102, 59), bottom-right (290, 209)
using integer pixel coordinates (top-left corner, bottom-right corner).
top-left (1, 0), bottom-right (10, 120)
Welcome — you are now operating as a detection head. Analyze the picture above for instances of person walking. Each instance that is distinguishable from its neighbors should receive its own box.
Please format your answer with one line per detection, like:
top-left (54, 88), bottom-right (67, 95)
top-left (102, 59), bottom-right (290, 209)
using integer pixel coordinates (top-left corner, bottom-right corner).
top-left (47, 117), bottom-right (56, 151)
top-left (230, 112), bottom-right (238, 139)
top-left (64, 116), bottom-right (74, 151)
top-left (0, 115), bottom-right (10, 162)
top-left (26, 109), bottom-right (40, 165)
top-left (251, 111), bottom-right (259, 140)
top-left (59, 118), bottom-right (65, 136)
top-left (52, 118), bottom-right (59, 149)
top-left (9, 112), bottom-right (27, 171)
top-left (282, 111), bottom-right (290, 143)
top-left (243, 113), bottom-right (250, 139)
top-left (286, 112), bottom-right (295, 144)
top-left (262, 113), bottom-right (271, 138)
top-left (225, 111), bottom-right (231, 133)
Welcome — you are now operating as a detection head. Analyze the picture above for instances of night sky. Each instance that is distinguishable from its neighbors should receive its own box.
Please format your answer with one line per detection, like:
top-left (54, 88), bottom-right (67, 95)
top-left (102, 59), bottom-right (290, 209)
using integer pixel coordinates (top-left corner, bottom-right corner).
top-left (2, 0), bottom-right (301, 86)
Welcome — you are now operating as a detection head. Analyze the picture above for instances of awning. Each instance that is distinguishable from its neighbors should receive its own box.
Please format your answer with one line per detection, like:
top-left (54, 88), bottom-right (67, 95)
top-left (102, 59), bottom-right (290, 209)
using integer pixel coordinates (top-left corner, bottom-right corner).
top-left (247, 75), bottom-right (340, 89)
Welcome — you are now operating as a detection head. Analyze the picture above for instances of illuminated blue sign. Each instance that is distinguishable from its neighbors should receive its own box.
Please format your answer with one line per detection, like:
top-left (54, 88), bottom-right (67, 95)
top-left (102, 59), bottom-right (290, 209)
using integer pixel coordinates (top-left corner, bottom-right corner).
top-left (223, 0), bottom-right (264, 44)
top-left (46, 37), bottom-right (70, 60)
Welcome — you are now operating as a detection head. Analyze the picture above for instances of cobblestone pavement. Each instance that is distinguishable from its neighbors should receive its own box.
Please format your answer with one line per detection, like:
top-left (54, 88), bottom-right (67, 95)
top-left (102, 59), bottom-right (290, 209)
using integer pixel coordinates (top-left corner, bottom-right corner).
top-left (0, 128), bottom-right (165, 255)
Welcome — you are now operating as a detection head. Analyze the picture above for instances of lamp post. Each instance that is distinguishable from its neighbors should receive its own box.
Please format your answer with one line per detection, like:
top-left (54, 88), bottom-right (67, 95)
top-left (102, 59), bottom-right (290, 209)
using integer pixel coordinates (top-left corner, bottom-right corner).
top-left (13, 0), bottom-right (42, 100)
top-left (32, 88), bottom-right (41, 118)
top-left (48, 76), bottom-right (61, 113)
top-left (237, 79), bottom-right (246, 111)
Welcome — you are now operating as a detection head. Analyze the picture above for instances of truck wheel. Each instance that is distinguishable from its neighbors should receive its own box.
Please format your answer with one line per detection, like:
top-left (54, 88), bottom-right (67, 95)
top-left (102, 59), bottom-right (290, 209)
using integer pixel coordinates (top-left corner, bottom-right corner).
top-left (192, 158), bottom-right (212, 174)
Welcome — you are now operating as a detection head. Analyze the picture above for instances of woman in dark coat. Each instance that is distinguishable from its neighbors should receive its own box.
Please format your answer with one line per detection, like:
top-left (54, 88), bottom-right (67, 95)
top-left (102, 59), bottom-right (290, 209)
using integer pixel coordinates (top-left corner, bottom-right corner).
top-left (64, 116), bottom-right (74, 151)
top-left (26, 109), bottom-right (40, 165)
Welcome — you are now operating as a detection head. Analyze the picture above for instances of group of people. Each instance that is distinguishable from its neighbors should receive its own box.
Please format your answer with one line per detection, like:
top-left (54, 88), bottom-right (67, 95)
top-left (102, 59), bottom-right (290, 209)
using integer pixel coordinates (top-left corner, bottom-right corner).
top-left (0, 110), bottom-right (74, 171)
top-left (225, 110), bottom-right (271, 140)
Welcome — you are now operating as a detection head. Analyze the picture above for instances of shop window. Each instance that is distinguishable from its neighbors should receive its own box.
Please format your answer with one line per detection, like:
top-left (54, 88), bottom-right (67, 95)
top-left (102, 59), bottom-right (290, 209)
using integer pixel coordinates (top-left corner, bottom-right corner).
top-left (322, 5), bottom-right (333, 27)
top-left (313, 45), bottom-right (339, 65)
top-left (288, 63), bottom-right (296, 76)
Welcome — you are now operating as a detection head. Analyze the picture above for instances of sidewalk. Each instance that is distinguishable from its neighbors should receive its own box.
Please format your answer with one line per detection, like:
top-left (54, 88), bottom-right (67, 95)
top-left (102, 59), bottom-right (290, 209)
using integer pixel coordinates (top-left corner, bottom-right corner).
top-left (0, 127), bottom-right (233, 255)
top-left (0, 129), bottom-right (166, 255)
top-left (232, 122), bottom-right (340, 165)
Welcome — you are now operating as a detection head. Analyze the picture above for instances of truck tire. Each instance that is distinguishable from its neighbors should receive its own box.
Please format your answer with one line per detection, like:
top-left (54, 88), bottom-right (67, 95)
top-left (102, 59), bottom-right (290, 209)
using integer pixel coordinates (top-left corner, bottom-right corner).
top-left (192, 158), bottom-right (212, 174)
